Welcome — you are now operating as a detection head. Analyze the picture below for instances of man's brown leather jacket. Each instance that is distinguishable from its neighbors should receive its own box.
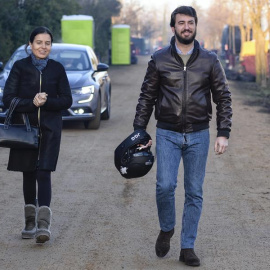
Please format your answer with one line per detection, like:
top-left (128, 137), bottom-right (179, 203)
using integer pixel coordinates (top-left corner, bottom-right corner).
top-left (133, 37), bottom-right (232, 138)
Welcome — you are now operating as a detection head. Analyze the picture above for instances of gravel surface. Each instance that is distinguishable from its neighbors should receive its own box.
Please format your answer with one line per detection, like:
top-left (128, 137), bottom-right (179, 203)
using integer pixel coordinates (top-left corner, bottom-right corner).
top-left (0, 55), bottom-right (269, 270)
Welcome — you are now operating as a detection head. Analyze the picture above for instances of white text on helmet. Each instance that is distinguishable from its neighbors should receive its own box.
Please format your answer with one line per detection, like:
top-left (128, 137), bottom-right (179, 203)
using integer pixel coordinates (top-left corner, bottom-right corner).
top-left (131, 132), bottom-right (140, 141)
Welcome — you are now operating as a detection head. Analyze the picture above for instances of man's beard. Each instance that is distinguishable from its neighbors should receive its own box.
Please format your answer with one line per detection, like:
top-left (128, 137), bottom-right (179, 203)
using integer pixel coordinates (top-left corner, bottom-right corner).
top-left (175, 29), bottom-right (196, 45)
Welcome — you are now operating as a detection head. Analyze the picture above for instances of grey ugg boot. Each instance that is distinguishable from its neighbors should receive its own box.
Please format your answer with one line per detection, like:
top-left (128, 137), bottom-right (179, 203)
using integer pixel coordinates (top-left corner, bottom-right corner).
top-left (35, 206), bottom-right (52, 243)
top-left (21, 204), bottom-right (37, 239)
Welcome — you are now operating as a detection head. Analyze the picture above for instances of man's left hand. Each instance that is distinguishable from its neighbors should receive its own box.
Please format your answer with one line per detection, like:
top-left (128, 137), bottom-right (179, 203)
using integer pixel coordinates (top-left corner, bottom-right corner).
top-left (214, 137), bottom-right (228, 155)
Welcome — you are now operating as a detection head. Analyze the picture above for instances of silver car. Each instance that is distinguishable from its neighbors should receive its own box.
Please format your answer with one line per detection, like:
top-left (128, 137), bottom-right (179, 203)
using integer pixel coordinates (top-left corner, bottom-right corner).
top-left (0, 43), bottom-right (111, 129)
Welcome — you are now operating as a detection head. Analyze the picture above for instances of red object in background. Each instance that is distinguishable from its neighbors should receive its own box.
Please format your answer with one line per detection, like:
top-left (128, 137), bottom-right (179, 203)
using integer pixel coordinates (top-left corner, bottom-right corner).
top-left (242, 53), bottom-right (270, 76)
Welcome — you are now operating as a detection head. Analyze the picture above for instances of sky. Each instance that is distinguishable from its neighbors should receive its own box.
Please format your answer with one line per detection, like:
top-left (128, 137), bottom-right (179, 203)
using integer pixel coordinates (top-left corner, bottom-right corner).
top-left (126, 0), bottom-right (213, 11)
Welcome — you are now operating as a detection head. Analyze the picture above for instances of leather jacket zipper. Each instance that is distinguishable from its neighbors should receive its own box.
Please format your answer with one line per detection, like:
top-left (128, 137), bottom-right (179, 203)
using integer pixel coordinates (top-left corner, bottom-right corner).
top-left (182, 66), bottom-right (187, 133)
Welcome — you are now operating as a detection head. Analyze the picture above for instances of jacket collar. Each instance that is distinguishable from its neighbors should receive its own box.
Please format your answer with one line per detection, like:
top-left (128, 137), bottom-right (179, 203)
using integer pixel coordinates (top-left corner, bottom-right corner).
top-left (170, 36), bottom-right (200, 66)
top-left (170, 36), bottom-right (200, 54)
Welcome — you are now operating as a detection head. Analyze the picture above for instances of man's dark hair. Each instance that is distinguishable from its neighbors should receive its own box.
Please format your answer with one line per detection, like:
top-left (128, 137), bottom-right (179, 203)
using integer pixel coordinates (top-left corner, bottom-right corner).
top-left (170, 6), bottom-right (198, 27)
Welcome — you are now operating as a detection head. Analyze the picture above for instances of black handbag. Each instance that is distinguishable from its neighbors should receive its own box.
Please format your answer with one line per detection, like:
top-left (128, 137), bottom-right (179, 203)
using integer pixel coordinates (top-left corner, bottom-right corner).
top-left (0, 98), bottom-right (39, 149)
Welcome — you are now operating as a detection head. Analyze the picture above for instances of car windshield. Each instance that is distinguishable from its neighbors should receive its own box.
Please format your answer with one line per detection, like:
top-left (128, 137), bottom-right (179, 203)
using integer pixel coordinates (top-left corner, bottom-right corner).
top-left (50, 50), bottom-right (91, 71)
top-left (5, 48), bottom-right (91, 71)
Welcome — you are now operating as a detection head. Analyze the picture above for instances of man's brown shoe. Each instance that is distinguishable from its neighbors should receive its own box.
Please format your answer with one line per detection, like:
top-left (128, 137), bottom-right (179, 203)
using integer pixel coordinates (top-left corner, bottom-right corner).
top-left (155, 228), bottom-right (174, 257)
top-left (179, 249), bottom-right (200, 266)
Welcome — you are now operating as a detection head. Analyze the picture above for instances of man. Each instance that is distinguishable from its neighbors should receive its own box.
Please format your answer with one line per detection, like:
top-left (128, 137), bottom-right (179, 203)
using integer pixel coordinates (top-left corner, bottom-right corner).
top-left (133, 6), bottom-right (232, 267)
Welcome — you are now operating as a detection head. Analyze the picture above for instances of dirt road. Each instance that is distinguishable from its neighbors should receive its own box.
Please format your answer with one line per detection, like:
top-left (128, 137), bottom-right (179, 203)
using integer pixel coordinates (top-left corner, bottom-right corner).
top-left (0, 56), bottom-right (269, 270)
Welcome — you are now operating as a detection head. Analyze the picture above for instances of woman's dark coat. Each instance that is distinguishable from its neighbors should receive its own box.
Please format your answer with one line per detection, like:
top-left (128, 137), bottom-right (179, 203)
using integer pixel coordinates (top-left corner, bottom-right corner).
top-left (3, 56), bottom-right (72, 172)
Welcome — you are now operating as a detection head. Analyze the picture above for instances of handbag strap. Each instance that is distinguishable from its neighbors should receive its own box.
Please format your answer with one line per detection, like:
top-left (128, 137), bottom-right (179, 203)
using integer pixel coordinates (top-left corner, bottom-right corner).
top-left (4, 98), bottom-right (32, 132)
top-left (4, 98), bottom-right (20, 127)
top-left (22, 113), bottom-right (32, 132)
top-left (6, 98), bottom-right (20, 119)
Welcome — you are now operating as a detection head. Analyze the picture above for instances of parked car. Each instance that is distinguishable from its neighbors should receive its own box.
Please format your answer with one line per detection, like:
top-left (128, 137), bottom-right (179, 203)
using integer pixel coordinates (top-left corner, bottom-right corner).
top-left (0, 43), bottom-right (111, 129)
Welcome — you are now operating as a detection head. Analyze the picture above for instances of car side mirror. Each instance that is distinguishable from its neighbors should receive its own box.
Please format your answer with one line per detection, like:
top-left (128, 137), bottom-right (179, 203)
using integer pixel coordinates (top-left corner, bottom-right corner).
top-left (97, 63), bottom-right (109, 72)
top-left (92, 63), bottom-right (109, 79)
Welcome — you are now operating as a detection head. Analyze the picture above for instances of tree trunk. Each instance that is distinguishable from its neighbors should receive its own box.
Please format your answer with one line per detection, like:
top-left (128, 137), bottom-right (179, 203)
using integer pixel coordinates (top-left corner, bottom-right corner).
top-left (254, 26), bottom-right (267, 87)
top-left (239, 0), bottom-right (246, 61)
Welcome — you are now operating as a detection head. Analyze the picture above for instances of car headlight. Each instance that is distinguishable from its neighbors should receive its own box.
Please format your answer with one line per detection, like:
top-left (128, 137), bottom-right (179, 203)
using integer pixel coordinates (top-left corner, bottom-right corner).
top-left (77, 85), bottom-right (95, 104)
top-left (81, 85), bottom-right (95, 94)
top-left (72, 85), bottom-right (95, 95)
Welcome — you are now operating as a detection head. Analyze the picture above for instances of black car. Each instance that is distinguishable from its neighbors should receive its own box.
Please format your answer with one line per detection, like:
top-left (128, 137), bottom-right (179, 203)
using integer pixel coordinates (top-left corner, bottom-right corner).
top-left (0, 43), bottom-right (111, 129)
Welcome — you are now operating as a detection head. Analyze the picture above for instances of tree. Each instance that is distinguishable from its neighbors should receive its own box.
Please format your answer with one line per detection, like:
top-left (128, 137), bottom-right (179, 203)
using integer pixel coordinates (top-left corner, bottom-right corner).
top-left (0, 0), bottom-right (27, 62)
top-left (78, 0), bottom-right (122, 62)
top-left (244, 0), bottom-right (269, 87)
top-left (113, 1), bottom-right (167, 52)
top-left (22, 0), bottom-right (80, 41)
top-left (113, 0), bottom-right (143, 37)
top-left (197, 0), bottom-right (231, 50)
top-left (0, 0), bottom-right (80, 63)
top-left (202, 0), bottom-right (269, 87)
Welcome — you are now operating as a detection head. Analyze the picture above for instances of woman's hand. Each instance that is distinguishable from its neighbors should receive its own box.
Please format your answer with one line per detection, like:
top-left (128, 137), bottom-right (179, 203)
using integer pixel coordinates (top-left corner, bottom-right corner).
top-left (33, 92), bottom-right (48, 107)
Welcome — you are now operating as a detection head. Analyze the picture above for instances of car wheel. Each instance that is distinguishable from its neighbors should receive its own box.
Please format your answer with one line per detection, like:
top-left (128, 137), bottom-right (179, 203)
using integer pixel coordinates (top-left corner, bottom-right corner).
top-left (86, 94), bottom-right (101, 130)
top-left (101, 87), bottom-right (111, 120)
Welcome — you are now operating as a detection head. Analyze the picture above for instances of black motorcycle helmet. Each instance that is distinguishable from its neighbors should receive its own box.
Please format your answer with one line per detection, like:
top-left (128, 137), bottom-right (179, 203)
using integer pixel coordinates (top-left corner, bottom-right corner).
top-left (114, 130), bottom-right (154, 179)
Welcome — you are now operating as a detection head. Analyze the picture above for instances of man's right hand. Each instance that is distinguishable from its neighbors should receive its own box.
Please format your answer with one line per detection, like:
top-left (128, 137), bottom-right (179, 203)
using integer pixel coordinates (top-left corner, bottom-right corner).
top-left (137, 140), bottom-right (152, 150)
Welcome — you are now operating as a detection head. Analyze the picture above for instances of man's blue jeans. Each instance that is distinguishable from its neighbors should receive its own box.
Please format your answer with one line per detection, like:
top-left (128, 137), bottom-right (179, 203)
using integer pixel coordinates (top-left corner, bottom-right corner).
top-left (156, 128), bottom-right (210, 248)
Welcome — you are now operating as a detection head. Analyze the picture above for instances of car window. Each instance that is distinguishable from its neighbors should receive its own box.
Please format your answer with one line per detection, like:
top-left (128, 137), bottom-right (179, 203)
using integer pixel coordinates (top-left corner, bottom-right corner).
top-left (6, 50), bottom-right (28, 70)
top-left (50, 50), bottom-right (91, 71)
top-left (5, 48), bottom-right (92, 71)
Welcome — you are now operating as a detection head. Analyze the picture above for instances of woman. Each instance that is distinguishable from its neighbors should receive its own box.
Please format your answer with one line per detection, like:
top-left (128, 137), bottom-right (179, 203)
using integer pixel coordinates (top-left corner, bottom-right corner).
top-left (3, 26), bottom-right (72, 243)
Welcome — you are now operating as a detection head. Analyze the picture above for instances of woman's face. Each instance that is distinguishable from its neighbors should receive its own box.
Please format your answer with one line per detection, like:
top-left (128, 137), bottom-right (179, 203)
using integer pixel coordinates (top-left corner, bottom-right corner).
top-left (30, 33), bottom-right (52, 59)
